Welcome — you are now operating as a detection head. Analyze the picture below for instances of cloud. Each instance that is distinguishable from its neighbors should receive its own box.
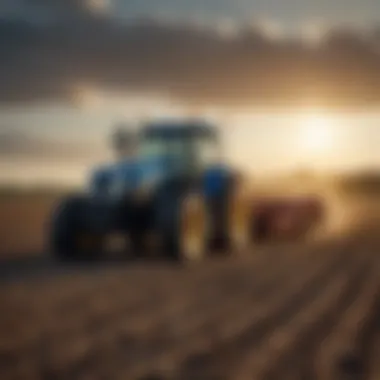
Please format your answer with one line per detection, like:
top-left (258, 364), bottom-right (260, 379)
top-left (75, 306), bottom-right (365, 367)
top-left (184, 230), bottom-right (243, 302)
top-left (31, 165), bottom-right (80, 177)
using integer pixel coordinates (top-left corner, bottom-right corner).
top-left (0, 129), bottom-right (105, 162)
top-left (26, 0), bottom-right (110, 14)
top-left (0, 16), bottom-right (380, 109)
top-left (0, 0), bottom-right (110, 23)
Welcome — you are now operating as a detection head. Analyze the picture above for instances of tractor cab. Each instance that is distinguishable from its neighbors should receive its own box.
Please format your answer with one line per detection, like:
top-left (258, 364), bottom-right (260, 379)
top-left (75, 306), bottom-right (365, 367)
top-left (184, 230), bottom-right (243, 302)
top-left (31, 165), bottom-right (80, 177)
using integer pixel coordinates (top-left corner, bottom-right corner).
top-left (89, 120), bottom-right (223, 199)
top-left (137, 120), bottom-right (235, 204)
top-left (138, 120), bottom-right (220, 179)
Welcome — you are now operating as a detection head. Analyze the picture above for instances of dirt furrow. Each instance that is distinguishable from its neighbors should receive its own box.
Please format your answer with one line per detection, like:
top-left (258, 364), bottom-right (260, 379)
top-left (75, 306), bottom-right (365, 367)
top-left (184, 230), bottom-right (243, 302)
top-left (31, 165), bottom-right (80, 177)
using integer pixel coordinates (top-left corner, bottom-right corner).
top-left (23, 248), bottom-right (314, 377)
top-left (368, 332), bottom-right (380, 380)
top-left (173, 245), bottom-right (358, 380)
top-left (43, 257), bottom-right (277, 336)
top-left (5, 261), bottom-right (237, 353)
top-left (124, 245), bottom-right (351, 379)
top-left (133, 247), bottom-right (320, 335)
top-left (1, 234), bottom-right (378, 380)
top-left (49, 253), bottom-right (277, 333)
top-left (253, 253), bottom-right (371, 380)
top-left (36, 252), bottom-right (320, 380)
top-left (0, 251), bottom-right (289, 377)
top-left (315, 260), bottom-right (380, 380)
top-left (33, 255), bottom-right (304, 379)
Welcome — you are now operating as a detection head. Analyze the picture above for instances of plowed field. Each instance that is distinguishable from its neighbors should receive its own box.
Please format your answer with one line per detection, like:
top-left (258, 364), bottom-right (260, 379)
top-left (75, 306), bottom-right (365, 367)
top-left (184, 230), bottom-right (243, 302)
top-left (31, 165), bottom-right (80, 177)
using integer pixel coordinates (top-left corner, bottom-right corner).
top-left (1, 229), bottom-right (380, 380)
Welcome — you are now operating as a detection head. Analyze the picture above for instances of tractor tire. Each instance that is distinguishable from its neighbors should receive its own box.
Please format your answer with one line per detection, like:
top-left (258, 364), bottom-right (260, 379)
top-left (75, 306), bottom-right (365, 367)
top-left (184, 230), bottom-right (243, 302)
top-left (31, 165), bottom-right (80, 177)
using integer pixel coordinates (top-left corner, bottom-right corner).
top-left (227, 184), bottom-right (253, 255)
top-left (49, 196), bottom-right (103, 262)
top-left (158, 192), bottom-right (210, 264)
top-left (129, 231), bottom-right (145, 258)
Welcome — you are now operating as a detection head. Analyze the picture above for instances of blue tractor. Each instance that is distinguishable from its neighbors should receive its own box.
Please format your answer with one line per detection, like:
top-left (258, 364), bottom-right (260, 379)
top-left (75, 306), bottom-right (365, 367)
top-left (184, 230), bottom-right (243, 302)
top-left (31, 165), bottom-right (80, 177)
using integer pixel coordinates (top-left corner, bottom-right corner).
top-left (49, 120), bottom-right (252, 262)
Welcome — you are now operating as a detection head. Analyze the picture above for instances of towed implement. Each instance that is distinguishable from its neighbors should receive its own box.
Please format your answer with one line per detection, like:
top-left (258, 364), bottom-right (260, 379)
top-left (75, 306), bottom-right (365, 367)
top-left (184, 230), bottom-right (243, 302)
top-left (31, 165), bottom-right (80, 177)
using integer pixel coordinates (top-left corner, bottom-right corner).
top-left (251, 196), bottom-right (325, 242)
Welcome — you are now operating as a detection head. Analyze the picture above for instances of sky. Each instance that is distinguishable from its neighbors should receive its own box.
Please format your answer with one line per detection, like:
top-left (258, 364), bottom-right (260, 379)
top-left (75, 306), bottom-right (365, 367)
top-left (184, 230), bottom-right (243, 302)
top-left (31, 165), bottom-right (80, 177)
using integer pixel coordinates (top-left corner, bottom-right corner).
top-left (0, 0), bottom-right (379, 186)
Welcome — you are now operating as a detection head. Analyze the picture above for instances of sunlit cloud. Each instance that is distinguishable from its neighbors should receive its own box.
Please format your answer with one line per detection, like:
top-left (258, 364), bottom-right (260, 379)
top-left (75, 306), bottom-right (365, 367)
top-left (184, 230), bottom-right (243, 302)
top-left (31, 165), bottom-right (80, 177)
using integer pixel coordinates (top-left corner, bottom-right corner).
top-left (0, 12), bottom-right (380, 110)
top-left (300, 19), bottom-right (330, 45)
top-left (213, 17), bottom-right (240, 39)
top-left (252, 18), bottom-right (284, 40)
top-left (84, 0), bottom-right (110, 13)
top-left (69, 84), bottom-right (103, 109)
top-left (26, 0), bottom-right (111, 14)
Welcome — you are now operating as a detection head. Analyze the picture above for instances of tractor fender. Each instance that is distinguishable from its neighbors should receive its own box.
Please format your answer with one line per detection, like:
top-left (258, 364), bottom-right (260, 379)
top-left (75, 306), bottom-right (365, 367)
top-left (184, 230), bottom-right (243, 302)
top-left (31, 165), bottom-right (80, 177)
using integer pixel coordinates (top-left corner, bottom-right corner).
top-left (202, 165), bottom-right (234, 199)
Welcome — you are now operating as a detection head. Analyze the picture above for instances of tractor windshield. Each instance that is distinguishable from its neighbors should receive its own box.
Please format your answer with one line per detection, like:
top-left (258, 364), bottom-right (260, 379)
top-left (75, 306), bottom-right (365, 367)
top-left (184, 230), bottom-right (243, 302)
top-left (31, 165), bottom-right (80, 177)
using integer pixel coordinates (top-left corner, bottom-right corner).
top-left (138, 136), bottom-right (188, 175)
top-left (138, 129), bottom-right (219, 175)
top-left (139, 138), bottom-right (182, 158)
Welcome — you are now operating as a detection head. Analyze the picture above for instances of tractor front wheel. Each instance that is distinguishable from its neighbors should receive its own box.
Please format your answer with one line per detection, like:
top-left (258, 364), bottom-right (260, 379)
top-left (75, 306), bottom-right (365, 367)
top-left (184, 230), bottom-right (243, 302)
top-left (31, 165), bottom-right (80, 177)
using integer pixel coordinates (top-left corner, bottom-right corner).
top-left (50, 196), bottom-right (103, 262)
top-left (162, 193), bottom-right (209, 263)
top-left (228, 186), bottom-right (253, 255)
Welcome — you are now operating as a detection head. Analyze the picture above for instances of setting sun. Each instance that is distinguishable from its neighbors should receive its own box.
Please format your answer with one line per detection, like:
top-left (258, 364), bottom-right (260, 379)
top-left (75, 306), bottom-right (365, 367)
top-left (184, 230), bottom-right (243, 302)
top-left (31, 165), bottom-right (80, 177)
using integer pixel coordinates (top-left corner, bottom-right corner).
top-left (299, 114), bottom-right (335, 152)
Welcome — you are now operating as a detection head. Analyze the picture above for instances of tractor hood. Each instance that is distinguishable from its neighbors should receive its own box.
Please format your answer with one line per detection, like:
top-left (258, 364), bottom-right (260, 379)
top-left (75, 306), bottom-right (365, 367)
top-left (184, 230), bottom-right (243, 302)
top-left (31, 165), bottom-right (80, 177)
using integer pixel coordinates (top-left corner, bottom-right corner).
top-left (89, 155), bottom-right (173, 197)
top-left (89, 156), bottom-right (235, 199)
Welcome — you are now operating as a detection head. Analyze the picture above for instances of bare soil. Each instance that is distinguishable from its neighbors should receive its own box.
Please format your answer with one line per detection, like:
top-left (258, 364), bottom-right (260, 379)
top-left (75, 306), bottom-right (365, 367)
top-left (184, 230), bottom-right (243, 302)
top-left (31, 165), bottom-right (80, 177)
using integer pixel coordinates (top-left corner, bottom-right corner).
top-left (0, 230), bottom-right (380, 380)
top-left (0, 191), bottom-right (379, 379)
top-left (0, 195), bottom-right (59, 259)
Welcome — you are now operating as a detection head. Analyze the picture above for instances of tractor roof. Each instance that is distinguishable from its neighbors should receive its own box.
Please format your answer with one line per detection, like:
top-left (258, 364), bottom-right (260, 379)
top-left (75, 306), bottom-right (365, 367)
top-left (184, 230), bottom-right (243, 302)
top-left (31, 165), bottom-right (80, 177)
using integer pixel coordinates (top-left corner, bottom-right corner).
top-left (141, 120), bottom-right (218, 140)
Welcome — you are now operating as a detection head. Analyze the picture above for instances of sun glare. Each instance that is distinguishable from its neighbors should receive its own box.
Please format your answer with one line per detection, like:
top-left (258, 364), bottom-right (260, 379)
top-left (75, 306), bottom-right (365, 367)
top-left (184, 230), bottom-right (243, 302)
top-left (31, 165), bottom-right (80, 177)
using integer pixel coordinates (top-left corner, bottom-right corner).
top-left (299, 113), bottom-right (335, 152)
